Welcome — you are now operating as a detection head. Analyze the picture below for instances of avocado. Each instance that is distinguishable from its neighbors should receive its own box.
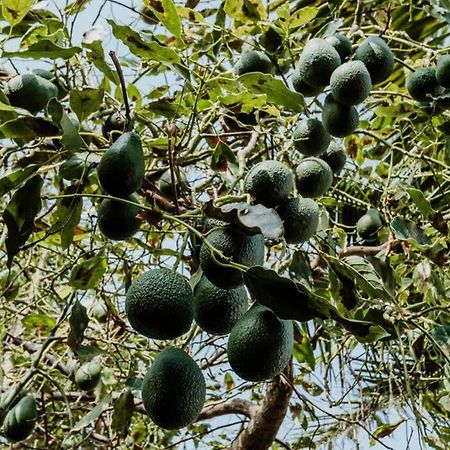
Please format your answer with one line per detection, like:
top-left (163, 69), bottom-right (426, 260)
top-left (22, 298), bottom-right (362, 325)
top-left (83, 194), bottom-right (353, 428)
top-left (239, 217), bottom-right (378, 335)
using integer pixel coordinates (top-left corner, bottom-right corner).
top-left (97, 131), bottom-right (145, 197)
top-left (97, 194), bottom-right (141, 241)
top-left (59, 154), bottom-right (87, 181)
top-left (32, 68), bottom-right (67, 99)
top-left (199, 226), bottom-right (265, 289)
top-left (194, 275), bottom-right (248, 335)
top-left (436, 55), bottom-right (450, 88)
top-left (158, 168), bottom-right (188, 198)
top-left (102, 112), bottom-right (126, 142)
top-left (354, 36), bottom-right (394, 85)
top-left (293, 118), bottom-right (331, 157)
top-left (4, 74), bottom-right (59, 114)
top-left (330, 60), bottom-right (372, 105)
top-left (406, 67), bottom-right (442, 102)
top-left (277, 197), bottom-right (320, 244)
top-left (295, 157), bottom-right (333, 198)
top-left (141, 347), bottom-right (206, 429)
top-left (227, 304), bottom-right (294, 382)
top-left (236, 50), bottom-right (274, 76)
top-left (297, 38), bottom-right (341, 88)
top-left (3, 395), bottom-right (37, 442)
top-left (356, 208), bottom-right (382, 239)
top-left (291, 68), bottom-right (323, 97)
top-left (74, 361), bottom-right (102, 391)
top-left (325, 33), bottom-right (353, 61)
top-left (321, 140), bottom-right (347, 174)
top-left (125, 268), bottom-right (194, 340)
top-left (244, 160), bottom-right (294, 207)
top-left (322, 94), bottom-right (359, 137)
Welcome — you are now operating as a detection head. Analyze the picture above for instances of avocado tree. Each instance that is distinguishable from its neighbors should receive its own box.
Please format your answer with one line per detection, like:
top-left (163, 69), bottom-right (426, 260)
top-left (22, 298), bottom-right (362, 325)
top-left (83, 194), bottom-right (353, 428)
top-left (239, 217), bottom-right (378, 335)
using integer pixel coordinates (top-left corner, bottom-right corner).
top-left (1, 0), bottom-right (450, 448)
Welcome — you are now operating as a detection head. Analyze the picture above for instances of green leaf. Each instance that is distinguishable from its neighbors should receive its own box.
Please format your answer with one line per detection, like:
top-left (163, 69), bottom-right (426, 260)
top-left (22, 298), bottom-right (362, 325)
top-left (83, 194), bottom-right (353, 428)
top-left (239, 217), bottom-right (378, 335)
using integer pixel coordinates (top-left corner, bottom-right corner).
top-left (111, 391), bottom-right (134, 438)
top-left (211, 141), bottom-right (239, 174)
top-left (70, 394), bottom-right (111, 432)
top-left (67, 300), bottom-right (89, 351)
top-left (69, 256), bottom-right (107, 290)
top-left (70, 88), bottom-right (104, 123)
top-left (289, 251), bottom-right (313, 288)
top-left (2, 0), bottom-right (34, 26)
top-left (22, 314), bottom-right (56, 333)
top-left (108, 20), bottom-right (180, 64)
top-left (3, 39), bottom-right (81, 59)
top-left (407, 188), bottom-right (434, 217)
top-left (0, 165), bottom-right (39, 197)
top-left (292, 326), bottom-right (315, 369)
top-left (290, 6), bottom-right (318, 28)
top-left (224, 0), bottom-right (267, 22)
top-left (83, 41), bottom-right (119, 84)
top-left (3, 175), bottom-right (43, 267)
top-left (56, 196), bottom-right (83, 249)
top-left (144, 0), bottom-right (182, 39)
top-left (314, 19), bottom-right (344, 37)
top-left (391, 217), bottom-right (432, 246)
top-left (0, 117), bottom-right (59, 140)
top-left (371, 420), bottom-right (405, 443)
top-left (239, 73), bottom-right (304, 112)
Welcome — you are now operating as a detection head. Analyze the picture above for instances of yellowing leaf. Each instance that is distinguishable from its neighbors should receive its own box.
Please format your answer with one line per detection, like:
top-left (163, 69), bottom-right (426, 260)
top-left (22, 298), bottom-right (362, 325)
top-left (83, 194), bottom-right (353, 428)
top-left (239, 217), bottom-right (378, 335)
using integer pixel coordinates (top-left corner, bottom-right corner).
top-left (2, 0), bottom-right (34, 26)
top-left (290, 6), bottom-right (318, 28)
top-left (144, 0), bottom-right (182, 39)
top-left (224, 0), bottom-right (267, 23)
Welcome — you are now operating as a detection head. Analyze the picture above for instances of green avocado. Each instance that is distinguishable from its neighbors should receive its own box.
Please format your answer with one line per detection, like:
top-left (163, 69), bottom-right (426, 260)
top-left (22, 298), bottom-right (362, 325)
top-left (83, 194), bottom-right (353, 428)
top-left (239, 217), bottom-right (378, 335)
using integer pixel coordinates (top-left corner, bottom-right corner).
top-left (227, 304), bottom-right (294, 382)
top-left (356, 208), bottom-right (382, 239)
top-left (141, 347), bottom-right (206, 430)
top-left (74, 361), bottom-right (102, 391)
top-left (354, 36), bottom-right (394, 85)
top-left (97, 131), bottom-right (145, 197)
top-left (244, 160), bottom-right (294, 207)
top-left (125, 268), bottom-right (194, 340)
top-left (322, 94), bottom-right (359, 138)
top-left (406, 67), bottom-right (442, 102)
top-left (436, 55), bottom-right (450, 88)
top-left (3, 395), bottom-right (37, 442)
top-left (199, 226), bottom-right (265, 289)
top-left (97, 194), bottom-right (141, 241)
top-left (236, 50), bottom-right (274, 76)
top-left (321, 140), bottom-right (347, 174)
top-left (325, 33), bottom-right (353, 62)
top-left (295, 157), bottom-right (333, 198)
top-left (32, 68), bottom-right (67, 99)
top-left (194, 275), bottom-right (248, 335)
top-left (4, 74), bottom-right (58, 114)
top-left (277, 197), bottom-right (320, 244)
top-left (291, 68), bottom-right (323, 97)
top-left (293, 118), bottom-right (331, 157)
top-left (330, 60), bottom-right (372, 105)
top-left (102, 112), bottom-right (126, 142)
top-left (297, 38), bottom-right (341, 88)
top-left (158, 168), bottom-right (188, 198)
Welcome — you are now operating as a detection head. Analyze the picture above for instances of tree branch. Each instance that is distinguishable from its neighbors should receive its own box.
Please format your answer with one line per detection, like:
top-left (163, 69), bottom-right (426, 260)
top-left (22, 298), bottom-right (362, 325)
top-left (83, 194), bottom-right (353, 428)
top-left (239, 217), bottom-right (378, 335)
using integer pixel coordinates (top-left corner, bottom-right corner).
top-left (197, 398), bottom-right (257, 421)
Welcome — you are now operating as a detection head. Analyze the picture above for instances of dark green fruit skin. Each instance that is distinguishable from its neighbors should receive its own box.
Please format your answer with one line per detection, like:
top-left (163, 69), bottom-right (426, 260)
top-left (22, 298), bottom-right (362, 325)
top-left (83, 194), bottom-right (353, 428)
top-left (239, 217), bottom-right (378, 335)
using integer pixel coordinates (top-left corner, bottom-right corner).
top-left (102, 112), bottom-right (126, 142)
top-left (436, 55), bottom-right (450, 88)
top-left (356, 208), bottom-right (382, 239)
top-left (227, 304), bottom-right (294, 382)
top-left (199, 227), bottom-right (265, 289)
top-left (158, 168), bottom-right (188, 198)
top-left (354, 36), bottom-right (394, 84)
top-left (330, 60), bottom-right (372, 105)
top-left (297, 38), bottom-right (341, 88)
top-left (291, 69), bottom-right (323, 97)
top-left (125, 268), bottom-right (194, 340)
top-left (322, 94), bottom-right (359, 138)
top-left (236, 50), bottom-right (274, 76)
top-left (97, 195), bottom-right (141, 241)
top-left (406, 68), bottom-right (442, 102)
top-left (3, 395), bottom-right (37, 442)
top-left (97, 131), bottom-right (145, 197)
top-left (5, 74), bottom-right (58, 114)
top-left (277, 197), bottom-right (320, 244)
top-left (321, 141), bottom-right (347, 174)
top-left (141, 347), bottom-right (206, 430)
top-left (325, 33), bottom-right (353, 62)
top-left (74, 361), bottom-right (102, 391)
top-left (295, 157), bottom-right (333, 198)
top-left (32, 68), bottom-right (67, 99)
top-left (293, 118), bottom-right (331, 157)
top-left (244, 160), bottom-right (294, 207)
top-left (194, 276), bottom-right (248, 335)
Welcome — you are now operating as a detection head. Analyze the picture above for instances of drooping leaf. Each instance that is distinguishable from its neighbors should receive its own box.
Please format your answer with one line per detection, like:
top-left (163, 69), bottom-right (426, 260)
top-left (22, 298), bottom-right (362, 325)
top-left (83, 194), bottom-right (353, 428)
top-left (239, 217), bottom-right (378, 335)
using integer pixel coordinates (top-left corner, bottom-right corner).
top-left (366, 256), bottom-right (397, 297)
top-left (3, 40), bottom-right (81, 59)
top-left (391, 217), bottom-right (432, 246)
top-left (289, 250), bottom-right (313, 288)
top-left (314, 19), bottom-right (344, 37)
top-left (69, 256), bottom-right (107, 290)
top-left (0, 117), bottom-right (59, 140)
top-left (56, 196), bottom-right (83, 250)
top-left (144, 0), bottom-right (182, 39)
top-left (70, 88), bottom-right (104, 123)
top-left (239, 73), bottom-right (304, 112)
top-left (3, 175), bottom-right (43, 266)
top-left (111, 391), bottom-right (135, 438)
top-left (83, 40), bottom-right (119, 84)
top-left (211, 141), bottom-right (238, 174)
top-left (108, 20), bottom-right (180, 64)
top-left (371, 420), bottom-right (405, 443)
top-left (67, 300), bottom-right (89, 351)
top-left (293, 324), bottom-right (315, 369)
top-left (0, 165), bottom-right (39, 197)
top-left (407, 188), bottom-right (434, 217)
top-left (2, 0), bottom-right (34, 26)
top-left (70, 394), bottom-right (111, 432)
